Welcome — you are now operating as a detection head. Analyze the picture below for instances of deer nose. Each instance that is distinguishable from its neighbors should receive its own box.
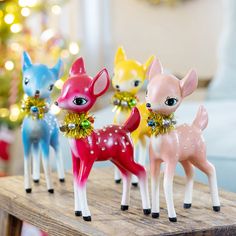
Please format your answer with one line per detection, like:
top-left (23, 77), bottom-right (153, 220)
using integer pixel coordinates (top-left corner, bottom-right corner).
top-left (146, 103), bottom-right (151, 108)
top-left (54, 101), bottom-right (58, 106)
top-left (35, 90), bottom-right (40, 95)
top-left (115, 85), bottom-right (120, 89)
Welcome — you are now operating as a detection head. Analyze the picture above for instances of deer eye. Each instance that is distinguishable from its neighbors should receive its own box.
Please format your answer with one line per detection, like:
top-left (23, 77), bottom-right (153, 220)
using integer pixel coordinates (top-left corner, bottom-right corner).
top-left (24, 77), bottom-right (29, 85)
top-left (165, 97), bottom-right (178, 106)
top-left (134, 80), bottom-right (140, 87)
top-left (49, 84), bottom-right (54, 91)
top-left (73, 97), bottom-right (88, 106)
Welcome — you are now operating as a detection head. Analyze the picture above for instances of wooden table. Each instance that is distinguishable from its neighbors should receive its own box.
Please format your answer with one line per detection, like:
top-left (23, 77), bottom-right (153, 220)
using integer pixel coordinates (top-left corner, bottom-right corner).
top-left (0, 167), bottom-right (236, 236)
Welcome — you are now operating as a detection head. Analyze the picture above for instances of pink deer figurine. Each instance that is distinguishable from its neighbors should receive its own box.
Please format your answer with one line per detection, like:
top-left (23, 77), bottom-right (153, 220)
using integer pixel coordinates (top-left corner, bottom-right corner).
top-left (56, 57), bottom-right (150, 221)
top-left (146, 58), bottom-right (220, 222)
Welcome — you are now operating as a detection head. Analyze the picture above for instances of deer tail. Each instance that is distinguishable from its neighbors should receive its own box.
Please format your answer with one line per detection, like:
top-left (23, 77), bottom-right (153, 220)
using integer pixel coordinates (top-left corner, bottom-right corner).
top-left (192, 105), bottom-right (208, 131)
top-left (123, 107), bottom-right (140, 133)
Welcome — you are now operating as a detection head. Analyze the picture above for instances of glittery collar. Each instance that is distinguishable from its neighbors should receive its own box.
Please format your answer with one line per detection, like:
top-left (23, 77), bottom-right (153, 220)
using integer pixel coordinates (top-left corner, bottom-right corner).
top-left (21, 96), bottom-right (48, 119)
top-left (59, 112), bottom-right (94, 139)
top-left (147, 110), bottom-right (176, 136)
top-left (112, 91), bottom-right (138, 111)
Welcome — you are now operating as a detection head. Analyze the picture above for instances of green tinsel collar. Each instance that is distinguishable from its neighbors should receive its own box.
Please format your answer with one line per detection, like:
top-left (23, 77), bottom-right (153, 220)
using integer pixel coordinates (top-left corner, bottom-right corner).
top-left (60, 112), bottom-right (94, 139)
top-left (21, 96), bottom-right (48, 119)
top-left (147, 110), bottom-right (176, 136)
top-left (112, 91), bottom-right (138, 111)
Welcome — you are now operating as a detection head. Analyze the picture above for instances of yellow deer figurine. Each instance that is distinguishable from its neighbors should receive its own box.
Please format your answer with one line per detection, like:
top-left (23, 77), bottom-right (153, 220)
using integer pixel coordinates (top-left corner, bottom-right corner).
top-left (112, 47), bottom-right (154, 185)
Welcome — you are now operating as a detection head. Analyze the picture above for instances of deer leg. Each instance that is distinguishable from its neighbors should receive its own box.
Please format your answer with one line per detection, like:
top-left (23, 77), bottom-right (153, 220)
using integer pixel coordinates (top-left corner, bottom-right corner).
top-left (77, 160), bottom-right (94, 221)
top-left (112, 161), bottom-right (131, 210)
top-left (131, 143), bottom-right (139, 186)
top-left (191, 159), bottom-right (220, 211)
top-left (164, 160), bottom-right (177, 222)
top-left (117, 153), bottom-right (151, 215)
top-left (22, 133), bottom-right (32, 193)
top-left (181, 160), bottom-right (194, 209)
top-left (51, 130), bottom-right (65, 182)
top-left (114, 165), bottom-right (121, 184)
top-left (150, 152), bottom-right (162, 218)
top-left (32, 143), bottom-right (40, 183)
top-left (40, 140), bottom-right (53, 193)
top-left (72, 153), bottom-right (82, 216)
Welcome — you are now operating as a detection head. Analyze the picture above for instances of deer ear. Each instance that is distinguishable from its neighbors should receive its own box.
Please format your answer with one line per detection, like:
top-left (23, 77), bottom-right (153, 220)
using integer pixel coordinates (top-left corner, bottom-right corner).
top-left (22, 51), bottom-right (32, 72)
top-left (148, 58), bottom-right (163, 81)
top-left (70, 57), bottom-right (86, 76)
top-left (180, 69), bottom-right (198, 97)
top-left (51, 59), bottom-right (63, 79)
top-left (114, 47), bottom-right (127, 65)
top-left (90, 69), bottom-right (110, 97)
top-left (143, 55), bottom-right (155, 77)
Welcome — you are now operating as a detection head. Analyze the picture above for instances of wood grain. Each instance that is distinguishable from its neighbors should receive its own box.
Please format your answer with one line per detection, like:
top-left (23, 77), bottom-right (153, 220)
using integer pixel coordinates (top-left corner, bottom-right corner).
top-left (0, 167), bottom-right (236, 236)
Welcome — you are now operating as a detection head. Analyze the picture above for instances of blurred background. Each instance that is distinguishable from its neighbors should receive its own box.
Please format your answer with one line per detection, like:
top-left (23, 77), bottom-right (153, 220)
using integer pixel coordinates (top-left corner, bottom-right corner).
top-left (0, 0), bottom-right (236, 209)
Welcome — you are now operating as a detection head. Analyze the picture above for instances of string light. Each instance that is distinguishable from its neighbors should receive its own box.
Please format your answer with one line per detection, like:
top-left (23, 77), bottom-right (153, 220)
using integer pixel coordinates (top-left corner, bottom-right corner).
top-left (5, 61), bottom-right (14, 71)
top-left (69, 42), bottom-right (79, 55)
top-left (18, 0), bottom-right (38, 7)
top-left (10, 23), bottom-right (22, 33)
top-left (4, 14), bottom-right (14, 24)
top-left (9, 105), bottom-right (20, 122)
top-left (51, 5), bottom-right (61, 15)
top-left (55, 79), bottom-right (64, 89)
top-left (21, 7), bottom-right (31, 17)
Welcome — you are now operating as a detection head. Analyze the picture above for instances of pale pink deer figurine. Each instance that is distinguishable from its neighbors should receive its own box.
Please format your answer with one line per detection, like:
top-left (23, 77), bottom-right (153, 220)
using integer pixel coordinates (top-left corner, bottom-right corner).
top-left (146, 58), bottom-right (220, 222)
top-left (56, 57), bottom-right (150, 221)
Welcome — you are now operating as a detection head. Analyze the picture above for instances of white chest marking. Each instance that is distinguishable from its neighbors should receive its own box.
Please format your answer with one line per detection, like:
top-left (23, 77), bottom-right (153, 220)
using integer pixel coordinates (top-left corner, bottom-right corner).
top-left (116, 111), bottom-right (129, 125)
top-left (69, 139), bottom-right (79, 157)
top-left (151, 135), bottom-right (162, 155)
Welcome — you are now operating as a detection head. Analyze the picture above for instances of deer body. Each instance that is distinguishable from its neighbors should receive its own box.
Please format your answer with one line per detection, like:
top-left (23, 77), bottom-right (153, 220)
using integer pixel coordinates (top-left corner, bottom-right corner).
top-left (57, 57), bottom-right (150, 221)
top-left (21, 52), bottom-right (65, 193)
top-left (146, 58), bottom-right (220, 222)
top-left (112, 47), bottom-right (154, 185)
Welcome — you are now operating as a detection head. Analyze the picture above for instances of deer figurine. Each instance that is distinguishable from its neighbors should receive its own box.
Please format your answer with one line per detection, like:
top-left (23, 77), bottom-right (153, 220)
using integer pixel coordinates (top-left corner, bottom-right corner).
top-left (56, 57), bottom-right (151, 221)
top-left (145, 58), bottom-right (220, 222)
top-left (112, 47), bottom-right (154, 186)
top-left (21, 51), bottom-right (65, 193)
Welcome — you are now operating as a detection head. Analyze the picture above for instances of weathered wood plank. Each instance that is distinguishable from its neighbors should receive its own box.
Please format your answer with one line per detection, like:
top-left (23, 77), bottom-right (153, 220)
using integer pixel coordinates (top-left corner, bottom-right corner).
top-left (0, 167), bottom-right (236, 236)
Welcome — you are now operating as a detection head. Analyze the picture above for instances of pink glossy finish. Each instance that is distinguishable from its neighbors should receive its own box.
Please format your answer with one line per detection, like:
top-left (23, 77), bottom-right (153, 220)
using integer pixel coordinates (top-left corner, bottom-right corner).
top-left (146, 58), bottom-right (220, 221)
top-left (57, 57), bottom-right (150, 220)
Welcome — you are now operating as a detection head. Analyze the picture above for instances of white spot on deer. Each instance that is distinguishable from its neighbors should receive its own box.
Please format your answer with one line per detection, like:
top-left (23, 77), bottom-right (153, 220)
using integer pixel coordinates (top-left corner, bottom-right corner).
top-left (104, 139), bottom-right (107, 143)
top-left (115, 130), bottom-right (118, 133)
top-left (102, 147), bottom-right (105, 151)
top-left (90, 150), bottom-right (94, 154)
top-left (109, 133), bottom-right (112, 136)
top-left (115, 142), bottom-right (118, 145)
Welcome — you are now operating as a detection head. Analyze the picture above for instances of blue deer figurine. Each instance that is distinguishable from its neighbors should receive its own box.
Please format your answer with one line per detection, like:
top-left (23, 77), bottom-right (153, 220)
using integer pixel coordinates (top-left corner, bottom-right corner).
top-left (21, 51), bottom-right (65, 193)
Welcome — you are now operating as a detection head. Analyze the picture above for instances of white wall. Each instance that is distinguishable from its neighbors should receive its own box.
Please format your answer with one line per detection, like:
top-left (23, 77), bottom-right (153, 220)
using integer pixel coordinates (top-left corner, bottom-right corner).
top-left (111, 0), bottom-right (223, 77)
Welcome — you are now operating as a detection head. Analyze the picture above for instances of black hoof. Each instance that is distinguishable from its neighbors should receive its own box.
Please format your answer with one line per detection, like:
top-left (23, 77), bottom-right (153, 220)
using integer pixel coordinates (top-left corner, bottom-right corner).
top-left (25, 188), bottom-right (32, 193)
top-left (75, 211), bottom-right (82, 216)
top-left (143, 209), bottom-right (151, 215)
top-left (115, 179), bottom-right (121, 184)
top-left (59, 178), bottom-right (65, 183)
top-left (48, 189), bottom-right (54, 194)
top-left (33, 179), bottom-right (39, 183)
top-left (152, 212), bottom-right (159, 218)
top-left (132, 182), bottom-right (138, 187)
top-left (183, 203), bottom-right (192, 209)
top-left (213, 206), bottom-right (220, 212)
top-left (121, 205), bottom-right (129, 211)
top-left (83, 216), bottom-right (91, 221)
top-left (169, 217), bottom-right (177, 222)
